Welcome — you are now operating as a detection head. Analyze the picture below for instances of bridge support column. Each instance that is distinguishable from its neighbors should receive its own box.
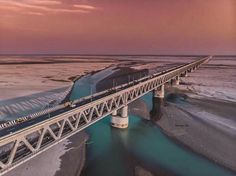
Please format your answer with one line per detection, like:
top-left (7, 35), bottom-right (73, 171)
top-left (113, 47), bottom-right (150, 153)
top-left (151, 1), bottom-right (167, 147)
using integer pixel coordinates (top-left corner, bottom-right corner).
top-left (188, 69), bottom-right (193, 73)
top-left (112, 110), bottom-right (117, 116)
top-left (181, 71), bottom-right (188, 77)
top-left (172, 76), bottom-right (180, 86)
top-left (111, 106), bottom-right (129, 129)
top-left (153, 84), bottom-right (164, 98)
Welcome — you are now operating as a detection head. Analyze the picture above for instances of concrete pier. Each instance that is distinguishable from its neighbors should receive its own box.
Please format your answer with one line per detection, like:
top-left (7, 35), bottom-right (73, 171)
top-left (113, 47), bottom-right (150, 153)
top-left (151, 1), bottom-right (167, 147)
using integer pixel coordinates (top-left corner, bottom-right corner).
top-left (188, 69), bottom-right (193, 73)
top-left (153, 84), bottom-right (164, 98)
top-left (111, 105), bottom-right (129, 128)
top-left (171, 76), bottom-right (180, 85)
top-left (181, 71), bottom-right (188, 77)
top-left (112, 110), bottom-right (117, 116)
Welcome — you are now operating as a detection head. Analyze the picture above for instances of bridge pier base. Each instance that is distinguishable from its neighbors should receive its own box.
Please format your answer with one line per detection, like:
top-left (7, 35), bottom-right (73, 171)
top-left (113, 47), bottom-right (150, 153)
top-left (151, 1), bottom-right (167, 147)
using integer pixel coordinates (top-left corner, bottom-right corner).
top-left (171, 76), bottom-right (180, 86)
top-left (111, 105), bottom-right (129, 129)
top-left (153, 84), bottom-right (164, 98)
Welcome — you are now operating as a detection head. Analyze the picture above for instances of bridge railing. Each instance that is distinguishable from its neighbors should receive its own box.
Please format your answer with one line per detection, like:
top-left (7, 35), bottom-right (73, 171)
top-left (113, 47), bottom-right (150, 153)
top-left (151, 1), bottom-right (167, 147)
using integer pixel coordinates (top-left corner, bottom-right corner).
top-left (0, 56), bottom-right (210, 174)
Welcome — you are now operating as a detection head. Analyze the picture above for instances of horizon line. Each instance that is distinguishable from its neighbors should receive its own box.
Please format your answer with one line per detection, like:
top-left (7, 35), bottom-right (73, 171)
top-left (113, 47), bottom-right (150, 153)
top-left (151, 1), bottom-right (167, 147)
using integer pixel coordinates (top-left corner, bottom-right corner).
top-left (0, 54), bottom-right (236, 57)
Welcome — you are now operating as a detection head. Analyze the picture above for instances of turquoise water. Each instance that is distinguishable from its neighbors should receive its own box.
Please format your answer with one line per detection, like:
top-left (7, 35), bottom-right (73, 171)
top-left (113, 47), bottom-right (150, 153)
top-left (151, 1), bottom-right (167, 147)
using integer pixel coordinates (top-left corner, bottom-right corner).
top-left (70, 74), bottom-right (93, 100)
top-left (73, 72), bottom-right (234, 176)
top-left (70, 67), bottom-right (116, 100)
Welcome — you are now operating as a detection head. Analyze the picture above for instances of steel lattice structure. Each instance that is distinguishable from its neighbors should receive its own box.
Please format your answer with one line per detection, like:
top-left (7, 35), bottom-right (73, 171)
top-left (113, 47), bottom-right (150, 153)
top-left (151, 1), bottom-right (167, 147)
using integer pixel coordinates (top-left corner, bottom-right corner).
top-left (0, 56), bottom-right (210, 174)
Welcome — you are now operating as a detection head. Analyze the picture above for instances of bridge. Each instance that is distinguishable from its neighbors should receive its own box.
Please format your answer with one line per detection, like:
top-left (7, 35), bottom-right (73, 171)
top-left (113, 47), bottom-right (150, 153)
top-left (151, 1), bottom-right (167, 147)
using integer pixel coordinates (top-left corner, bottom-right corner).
top-left (0, 56), bottom-right (211, 174)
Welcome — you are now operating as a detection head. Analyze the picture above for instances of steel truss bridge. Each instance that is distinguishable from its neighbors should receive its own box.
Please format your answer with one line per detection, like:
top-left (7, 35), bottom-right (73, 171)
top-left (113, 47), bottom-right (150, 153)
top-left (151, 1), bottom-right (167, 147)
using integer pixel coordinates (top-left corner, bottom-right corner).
top-left (0, 56), bottom-right (210, 174)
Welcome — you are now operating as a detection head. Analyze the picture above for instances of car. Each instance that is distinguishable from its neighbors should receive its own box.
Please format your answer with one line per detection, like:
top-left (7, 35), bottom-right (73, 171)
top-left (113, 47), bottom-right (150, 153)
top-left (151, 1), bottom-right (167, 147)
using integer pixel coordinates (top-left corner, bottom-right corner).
top-left (70, 103), bottom-right (76, 108)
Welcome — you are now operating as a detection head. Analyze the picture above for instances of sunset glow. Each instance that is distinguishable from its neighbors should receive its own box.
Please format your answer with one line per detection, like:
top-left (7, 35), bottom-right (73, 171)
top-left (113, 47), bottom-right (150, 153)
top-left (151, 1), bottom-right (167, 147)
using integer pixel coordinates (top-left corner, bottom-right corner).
top-left (0, 0), bottom-right (235, 54)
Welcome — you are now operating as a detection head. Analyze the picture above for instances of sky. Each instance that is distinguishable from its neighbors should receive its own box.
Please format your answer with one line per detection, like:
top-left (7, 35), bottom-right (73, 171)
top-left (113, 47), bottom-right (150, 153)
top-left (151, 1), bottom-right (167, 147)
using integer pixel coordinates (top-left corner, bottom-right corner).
top-left (0, 0), bottom-right (235, 55)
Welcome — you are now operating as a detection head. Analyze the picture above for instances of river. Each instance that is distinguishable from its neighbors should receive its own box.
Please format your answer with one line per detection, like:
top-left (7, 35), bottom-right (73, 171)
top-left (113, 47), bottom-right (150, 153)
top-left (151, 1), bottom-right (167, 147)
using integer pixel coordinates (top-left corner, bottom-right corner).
top-left (70, 66), bottom-right (234, 176)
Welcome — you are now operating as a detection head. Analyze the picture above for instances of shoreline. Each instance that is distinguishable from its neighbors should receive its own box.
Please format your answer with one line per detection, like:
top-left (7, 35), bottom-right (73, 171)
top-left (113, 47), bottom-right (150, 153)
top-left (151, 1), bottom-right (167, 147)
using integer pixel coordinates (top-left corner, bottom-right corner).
top-left (135, 93), bottom-right (236, 174)
top-left (159, 124), bottom-right (236, 175)
top-left (0, 56), bottom-right (117, 101)
top-left (156, 87), bottom-right (236, 173)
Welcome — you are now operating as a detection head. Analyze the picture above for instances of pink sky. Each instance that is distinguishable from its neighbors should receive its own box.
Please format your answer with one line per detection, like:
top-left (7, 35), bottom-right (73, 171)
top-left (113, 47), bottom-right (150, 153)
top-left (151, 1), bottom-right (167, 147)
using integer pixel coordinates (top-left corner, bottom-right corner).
top-left (0, 0), bottom-right (235, 55)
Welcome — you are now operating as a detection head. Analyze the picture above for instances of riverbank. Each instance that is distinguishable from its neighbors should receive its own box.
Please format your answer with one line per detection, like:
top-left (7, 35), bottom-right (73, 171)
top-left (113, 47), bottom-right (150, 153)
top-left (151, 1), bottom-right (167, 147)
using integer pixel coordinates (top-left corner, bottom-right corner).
top-left (156, 87), bottom-right (236, 173)
top-left (154, 56), bottom-right (236, 172)
top-left (177, 56), bottom-right (236, 102)
top-left (0, 56), bottom-right (117, 100)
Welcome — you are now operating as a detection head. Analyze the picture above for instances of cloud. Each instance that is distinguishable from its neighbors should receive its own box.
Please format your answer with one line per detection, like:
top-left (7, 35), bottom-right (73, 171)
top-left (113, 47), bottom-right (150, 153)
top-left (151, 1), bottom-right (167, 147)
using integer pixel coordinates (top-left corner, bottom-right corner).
top-left (24, 11), bottom-right (44, 16)
top-left (23, 0), bottom-right (62, 5)
top-left (73, 4), bottom-right (97, 10)
top-left (0, 0), bottom-right (94, 16)
top-left (0, 5), bottom-right (21, 11)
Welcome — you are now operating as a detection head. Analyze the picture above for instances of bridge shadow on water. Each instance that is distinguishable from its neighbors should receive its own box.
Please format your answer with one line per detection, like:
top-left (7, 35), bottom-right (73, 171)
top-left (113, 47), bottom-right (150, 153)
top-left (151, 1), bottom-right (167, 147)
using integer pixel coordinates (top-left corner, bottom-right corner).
top-left (150, 97), bottom-right (164, 122)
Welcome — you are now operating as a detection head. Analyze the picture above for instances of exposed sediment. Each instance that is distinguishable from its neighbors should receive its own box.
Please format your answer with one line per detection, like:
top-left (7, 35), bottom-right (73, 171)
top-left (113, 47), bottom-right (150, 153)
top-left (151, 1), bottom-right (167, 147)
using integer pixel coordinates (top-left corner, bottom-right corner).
top-left (156, 89), bottom-right (236, 173)
top-left (0, 56), bottom-right (116, 100)
top-left (54, 132), bottom-right (89, 176)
